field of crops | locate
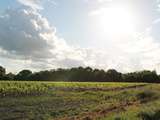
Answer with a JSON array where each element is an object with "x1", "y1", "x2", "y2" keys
[{"x1": 0, "y1": 81, "x2": 160, "y2": 120}]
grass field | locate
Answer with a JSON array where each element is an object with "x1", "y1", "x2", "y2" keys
[{"x1": 0, "y1": 81, "x2": 160, "y2": 120}]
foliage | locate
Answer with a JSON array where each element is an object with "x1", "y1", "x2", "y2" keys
[
  {"x1": 138, "y1": 110, "x2": 160, "y2": 120},
  {"x1": 0, "y1": 82, "x2": 159, "y2": 120},
  {"x1": 14, "y1": 69, "x2": 32, "y2": 80},
  {"x1": 0, "y1": 66, "x2": 5, "y2": 79},
  {"x1": 0, "y1": 66, "x2": 160, "y2": 83},
  {"x1": 0, "y1": 81, "x2": 142, "y2": 97}
]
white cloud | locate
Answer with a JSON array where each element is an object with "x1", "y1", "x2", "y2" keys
[
  {"x1": 0, "y1": 9, "x2": 56, "y2": 59},
  {"x1": 17, "y1": 0, "x2": 57, "y2": 10},
  {"x1": 1, "y1": 7, "x2": 160, "y2": 73},
  {"x1": 85, "y1": 0, "x2": 112, "y2": 3},
  {"x1": 97, "y1": 0, "x2": 112, "y2": 3},
  {"x1": 17, "y1": 0, "x2": 43, "y2": 10},
  {"x1": 86, "y1": 0, "x2": 160, "y2": 73},
  {"x1": 1, "y1": 0, "x2": 160, "y2": 74},
  {"x1": 0, "y1": 8, "x2": 90, "y2": 72}
]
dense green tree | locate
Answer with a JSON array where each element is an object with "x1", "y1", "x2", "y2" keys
[
  {"x1": 0, "y1": 66, "x2": 6, "y2": 80},
  {"x1": 123, "y1": 70, "x2": 159, "y2": 83},
  {"x1": 4, "y1": 72, "x2": 15, "y2": 80},
  {"x1": 15, "y1": 70, "x2": 32, "y2": 80},
  {"x1": 106, "y1": 69, "x2": 122, "y2": 82},
  {"x1": 0, "y1": 66, "x2": 160, "y2": 83}
]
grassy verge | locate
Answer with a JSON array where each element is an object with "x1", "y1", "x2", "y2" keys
[{"x1": 0, "y1": 81, "x2": 159, "y2": 120}]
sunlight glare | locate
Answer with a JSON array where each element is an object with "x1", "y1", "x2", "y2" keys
[{"x1": 93, "y1": 5, "x2": 136, "y2": 36}]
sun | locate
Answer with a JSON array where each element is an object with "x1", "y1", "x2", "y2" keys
[{"x1": 92, "y1": 5, "x2": 135, "y2": 37}]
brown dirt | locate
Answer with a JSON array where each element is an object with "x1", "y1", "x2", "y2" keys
[
  {"x1": 54, "y1": 85, "x2": 148, "y2": 120},
  {"x1": 54, "y1": 84, "x2": 147, "y2": 92},
  {"x1": 57, "y1": 100, "x2": 140, "y2": 120}
]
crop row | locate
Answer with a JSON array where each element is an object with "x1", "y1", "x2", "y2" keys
[{"x1": 0, "y1": 81, "x2": 146, "y2": 97}]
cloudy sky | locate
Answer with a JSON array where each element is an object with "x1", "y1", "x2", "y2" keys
[{"x1": 0, "y1": 0, "x2": 160, "y2": 73}]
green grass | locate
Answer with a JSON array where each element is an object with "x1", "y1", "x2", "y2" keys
[
  {"x1": 0, "y1": 81, "x2": 159, "y2": 120},
  {"x1": 0, "y1": 81, "x2": 145, "y2": 96}
]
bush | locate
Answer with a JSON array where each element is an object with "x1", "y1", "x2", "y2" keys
[
  {"x1": 136, "y1": 91, "x2": 157, "y2": 103},
  {"x1": 138, "y1": 110, "x2": 160, "y2": 120}
]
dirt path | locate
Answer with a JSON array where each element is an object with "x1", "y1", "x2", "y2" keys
[
  {"x1": 54, "y1": 84, "x2": 148, "y2": 92},
  {"x1": 55, "y1": 84, "x2": 148, "y2": 120},
  {"x1": 58, "y1": 100, "x2": 140, "y2": 120}
]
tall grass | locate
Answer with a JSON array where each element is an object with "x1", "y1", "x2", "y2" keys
[{"x1": 0, "y1": 81, "x2": 145, "y2": 97}]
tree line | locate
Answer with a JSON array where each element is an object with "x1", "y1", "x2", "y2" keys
[{"x1": 0, "y1": 66, "x2": 160, "y2": 83}]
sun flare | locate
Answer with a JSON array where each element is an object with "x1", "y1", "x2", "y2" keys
[{"x1": 92, "y1": 5, "x2": 136, "y2": 36}]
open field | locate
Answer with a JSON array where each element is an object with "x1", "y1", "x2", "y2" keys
[{"x1": 0, "y1": 81, "x2": 160, "y2": 120}]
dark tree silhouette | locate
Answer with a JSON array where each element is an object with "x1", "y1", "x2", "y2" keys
[
  {"x1": 15, "y1": 70, "x2": 32, "y2": 80},
  {"x1": 0, "y1": 66, "x2": 6, "y2": 80},
  {"x1": 4, "y1": 72, "x2": 15, "y2": 80},
  {"x1": 0, "y1": 66, "x2": 160, "y2": 83}
]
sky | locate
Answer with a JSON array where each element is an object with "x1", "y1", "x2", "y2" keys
[{"x1": 1, "y1": 0, "x2": 160, "y2": 73}]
